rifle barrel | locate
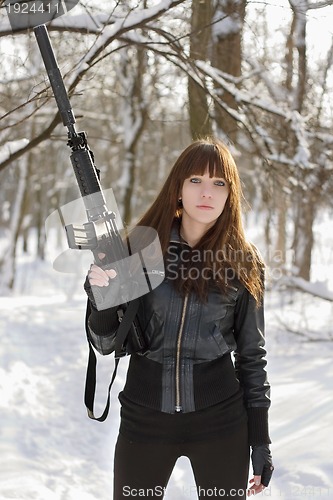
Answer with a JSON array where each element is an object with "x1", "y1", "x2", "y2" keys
[{"x1": 34, "y1": 24, "x2": 76, "y2": 129}]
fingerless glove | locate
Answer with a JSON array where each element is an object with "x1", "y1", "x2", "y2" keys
[{"x1": 251, "y1": 444, "x2": 274, "y2": 487}]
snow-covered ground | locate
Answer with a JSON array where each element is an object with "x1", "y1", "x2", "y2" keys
[{"x1": 1, "y1": 216, "x2": 333, "y2": 500}]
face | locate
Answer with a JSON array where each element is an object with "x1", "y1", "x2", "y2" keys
[{"x1": 180, "y1": 171, "x2": 230, "y2": 231}]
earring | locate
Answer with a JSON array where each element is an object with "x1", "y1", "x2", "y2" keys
[{"x1": 175, "y1": 198, "x2": 183, "y2": 218}]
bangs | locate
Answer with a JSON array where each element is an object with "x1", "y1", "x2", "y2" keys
[{"x1": 179, "y1": 143, "x2": 233, "y2": 184}]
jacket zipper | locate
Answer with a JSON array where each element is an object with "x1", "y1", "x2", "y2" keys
[{"x1": 175, "y1": 293, "x2": 189, "y2": 412}]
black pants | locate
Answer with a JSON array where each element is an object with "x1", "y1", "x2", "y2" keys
[{"x1": 113, "y1": 424, "x2": 249, "y2": 499}]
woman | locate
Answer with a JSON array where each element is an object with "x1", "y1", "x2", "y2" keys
[{"x1": 85, "y1": 137, "x2": 274, "y2": 499}]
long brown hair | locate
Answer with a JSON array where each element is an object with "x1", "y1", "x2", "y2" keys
[{"x1": 136, "y1": 137, "x2": 264, "y2": 305}]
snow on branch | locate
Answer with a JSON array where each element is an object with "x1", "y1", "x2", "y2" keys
[
  {"x1": 119, "y1": 29, "x2": 290, "y2": 148},
  {"x1": 283, "y1": 275, "x2": 333, "y2": 302},
  {"x1": 196, "y1": 60, "x2": 287, "y2": 119},
  {"x1": 0, "y1": 113, "x2": 60, "y2": 173},
  {"x1": 0, "y1": 139, "x2": 29, "y2": 163},
  {"x1": 0, "y1": 0, "x2": 186, "y2": 173},
  {"x1": 308, "y1": 1, "x2": 333, "y2": 9},
  {"x1": 66, "y1": 0, "x2": 186, "y2": 86},
  {"x1": 288, "y1": 111, "x2": 311, "y2": 168},
  {"x1": 0, "y1": 0, "x2": 186, "y2": 37},
  {"x1": 0, "y1": 14, "x2": 108, "y2": 37}
]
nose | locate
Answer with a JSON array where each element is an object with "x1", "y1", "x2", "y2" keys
[{"x1": 200, "y1": 185, "x2": 213, "y2": 198}]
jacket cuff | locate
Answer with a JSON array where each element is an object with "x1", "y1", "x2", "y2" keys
[
  {"x1": 89, "y1": 306, "x2": 119, "y2": 336},
  {"x1": 247, "y1": 407, "x2": 271, "y2": 446},
  {"x1": 87, "y1": 322, "x2": 116, "y2": 355}
]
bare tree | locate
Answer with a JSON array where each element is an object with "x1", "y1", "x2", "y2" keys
[
  {"x1": 116, "y1": 43, "x2": 148, "y2": 224},
  {"x1": 287, "y1": 0, "x2": 331, "y2": 280},
  {"x1": 0, "y1": 140, "x2": 28, "y2": 290},
  {"x1": 211, "y1": 0, "x2": 246, "y2": 143},
  {"x1": 188, "y1": 0, "x2": 213, "y2": 139},
  {"x1": 1, "y1": 0, "x2": 333, "y2": 291}
]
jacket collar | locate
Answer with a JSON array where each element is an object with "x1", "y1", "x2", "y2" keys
[{"x1": 169, "y1": 219, "x2": 190, "y2": 247}]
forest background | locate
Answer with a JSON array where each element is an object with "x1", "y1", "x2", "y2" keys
[
  {"x1": 1, "y1": 0, "x2": 333, "y2": 291},
  {"x1": 0, "y1": 1, "x2": 333, "y2": 499}
]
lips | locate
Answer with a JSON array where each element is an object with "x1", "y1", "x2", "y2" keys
[{"x1": 196, "y1": 205, "x2": 214, "y2": 209}]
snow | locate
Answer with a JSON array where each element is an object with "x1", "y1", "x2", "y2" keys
[
  {"x1": 289, "y1": 111, "x2": 311, "y2": 168},
  {"x1": 212, "y1": 3, "x2": 243, "y2": 40},
  {"x1": 0, "y1": 139, "x2": 29, "y2": 164},
  {"x1": 195, "y1": 60, "x2": 288, "y2": 119},
  {"x1": 1, "y1": 214, "x2": 333, "y2": 500},
  {"x1": 282, "y1": 275, "x2": 333, "y2": 302},
  {"x1": 49, "y1": 13, "x2": 116, "y2": 32},
  {"x1": 65, "y1": 0, "x2": 186, "y2": 84}
]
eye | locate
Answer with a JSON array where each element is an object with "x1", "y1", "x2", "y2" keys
[
  {"x1": 189, "y1": 177, "x2": 201, "y2": 183},
  {"x1": 214, "y1": 180, "x2": 226, "y2": 186}
]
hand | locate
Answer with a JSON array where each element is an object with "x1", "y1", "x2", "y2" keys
[
  {"x1": 248, "y1": 445, "x2": 274, "y2": 496},
  {"x1": 84, "y1": 255, "x2": 119, "y2": 310},
  {"x1": 88, "y1": 263, "x2": 117, "y2": 287}
]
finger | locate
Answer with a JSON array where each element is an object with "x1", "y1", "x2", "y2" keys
[
  {"x1": 247, "y1": 486, "x2": 257, "y2": 497},
  {"x1": 105, "y1": 269, "x2": 117, "y2": 279},
  {"x1": 247, "y1": 484, "x2": 265, "y2": 496},
  {"x1": 89, "y1": 267, "x2": 110, "y2": 283},
  {"x1": 90, "y1": 264, "x2": 108, "y2": 277},
  {"x1": 89, "y1": 267, "x2": 117, "y2": 286},
  {"x1": 89, "y1": 278, "x2": 109, "y2": 287},
  {"x1": 91, "y1": 265, "x2": 117, "y2": 280},
  {"x1": 254, "y1": 475, "x2": 261, "y2": 487},
  {"x1": 89, "y1": 270, "x2": 108, "y2": 281},
  {"x1": 89, "y1": 271, "x2": 110, "y2": 286},
  {"x1": 247, "y1": 476, "x2": 264, "y2": 497},
  {"x1": 88, "y1": 265, "x2": 116, "y2": 286}
]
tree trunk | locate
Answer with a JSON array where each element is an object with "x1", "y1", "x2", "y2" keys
[
  {"x1": 286, "y1": 0, "x2": 315, "y2": 281},
  {"x1": 292, "y1": 191, "x2": 315, "y2": 281},
  {"x1": 290, "y1": 0, "x2": 307, "y2": 112},
  {"x1": 0, "y1": 158, "x2": 28, "y2": 291},
  {"x1": 211, "y1": 0, "x2": 246, "y2": 143},
  {"x1": 188, "y1": 0, "x2": 213, "y2": 139},
  {"x1": 276, "y1": 191, "x2": 287, "y2": 268},
  {"x1": 117, "y1": 44, "x2": 147, "y2": 225}
]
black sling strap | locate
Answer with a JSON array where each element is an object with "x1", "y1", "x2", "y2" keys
[{"x1": 84, "y1": 298, "x2": 139, "y2": 422}]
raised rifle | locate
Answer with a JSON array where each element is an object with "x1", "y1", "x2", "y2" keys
[{"x1": 34, "y1": 24, "x2": 125, "y2": 268}]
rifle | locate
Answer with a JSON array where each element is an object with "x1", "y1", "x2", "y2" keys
[
  {"x1": 34, "y1": 24, "x2": 124, "y2": 269},
  {"x1": 34, "y1": 24, "x2": 163, "y2": 421}
]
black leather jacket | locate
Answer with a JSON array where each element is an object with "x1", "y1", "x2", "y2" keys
[{"x1": 88, "y1": 228, "x2": 271, "y2": 419}]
